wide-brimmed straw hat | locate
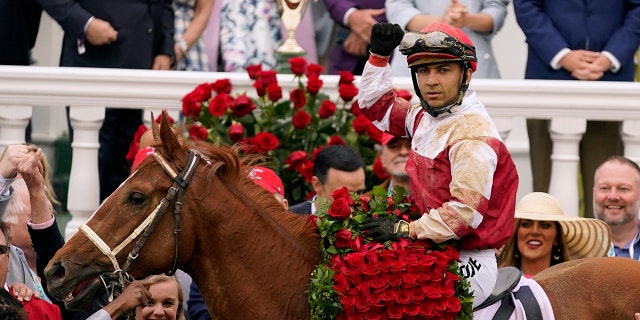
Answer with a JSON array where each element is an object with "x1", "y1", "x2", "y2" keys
[{"x1": 515, "y1": 192, "x2": 611, "y2": 260}]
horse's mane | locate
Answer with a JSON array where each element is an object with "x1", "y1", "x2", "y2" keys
[{"x1": 187, "y1": 140, "x2": 320, "y2": 257}]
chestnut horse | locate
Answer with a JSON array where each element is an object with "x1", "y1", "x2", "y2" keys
[{"x1": 44, "y1": 112, "x2": 640, "y2": 319}]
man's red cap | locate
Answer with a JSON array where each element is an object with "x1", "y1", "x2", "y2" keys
[
  {"x1": 131, "y1": 146, "x2": 156, "y2": 173},
  {"x1": 381, "y1": 133, "x2": 396, "y2": 146},
  {"x1": 248, "y1": 166, "x2": 285, "y2": 197}
]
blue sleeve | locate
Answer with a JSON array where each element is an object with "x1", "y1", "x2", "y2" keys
[{"x1": 187, "y1": 282, "x2": 212, "y2": 320}]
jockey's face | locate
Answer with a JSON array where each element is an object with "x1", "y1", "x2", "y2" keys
[
  {"x1": 593, "y1": 161, "x2": 640, "y2": 227},
  {"x1": 415, "y1": 62, "x2": 471, "y2": 109}
]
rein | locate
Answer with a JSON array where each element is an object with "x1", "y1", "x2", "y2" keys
[{"x1": 78, "y1": 150, "x2": 201, "y2": 303}]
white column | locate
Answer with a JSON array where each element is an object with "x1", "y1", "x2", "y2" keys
[
  {"x1": 65, "y1": 106, "x2": 104, "y2": 240},
  {"x1": 622, "y1": 120, "x2": 640, "y2": 165},
  {"x1": 548, "y1": 118, "x2": 586, "y2": 217},
  {"x1": 0, "y1": 105, "x2": 32, "y2": 152}
]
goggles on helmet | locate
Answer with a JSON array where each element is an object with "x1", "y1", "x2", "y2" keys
[{"x1": 399, "y1": 31, "x2": 477, "y2": 63}]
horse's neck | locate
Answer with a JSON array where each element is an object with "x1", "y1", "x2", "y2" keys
[{"x1": 186, "y1": 193, "x2": 319, "y2": 319}]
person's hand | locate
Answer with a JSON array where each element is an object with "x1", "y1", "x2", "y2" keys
[
  {"x1": 634, "y1": 312, "x2": 640, "y2": 320},
  {"x1": 9, "y1": 282, "x2": 40, "y2": 302},
  {"x1": 347, "y1": 8, "x2": 386, "y2": 44},
  {"x1": 102, "y1": 280, "x2": 152, "y2": 318},
  {"x1": 362, "y1": 217, "x2": 411, "y2": 242},
  {"x1": 152, "y1": 54, "x2": 173, "y2": 70},
  {"x1": 343, "y1": 33, "x2": 369, "y2": 57},
  {"x1": 17, "y1": 149, "x2": 44, "y2": 190},
  {"x1": 85, "y1": 18, "x2": 118, "y2": 46},
  {"x1": 0, "y1": 144, "x2": 31, "y2": 179},
  {"x1": 369, "y1": 23, "x2": 405, "y2": 57},
  {"x1": 571, "y1": 53, "x2": 610, "y2": 80},
  {"x1": 443, "y1": 0, "x2": 468, "y2": 28}
]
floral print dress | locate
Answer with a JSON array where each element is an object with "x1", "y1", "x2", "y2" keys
[{"x1": 220, "y1": 0, "x2": 282, "y2": 72}]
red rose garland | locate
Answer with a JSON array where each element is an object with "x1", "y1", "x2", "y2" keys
[{"x1": 309, "y1": 187, "x2": 474, "y2": 320}]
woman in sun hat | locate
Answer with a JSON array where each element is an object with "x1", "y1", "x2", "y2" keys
[{"x1": 498, "y1": 192, "x2": 611, "y2": 277}]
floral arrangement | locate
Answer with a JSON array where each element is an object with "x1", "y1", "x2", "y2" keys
[
  {"x1": 308, "y1": 186, "x2": 474, "y2": 320},
  {"x1": 176, "y1": 58, "x2": 396, "y2": 203}
]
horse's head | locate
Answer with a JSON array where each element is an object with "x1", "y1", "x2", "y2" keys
[{"x1": 45, "y1": 111, "x2": 204, "y2": 310}]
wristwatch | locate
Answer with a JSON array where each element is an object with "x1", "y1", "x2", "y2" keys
[{"x1": 176, "y1": 38, "x2": 188, "y2": 54}]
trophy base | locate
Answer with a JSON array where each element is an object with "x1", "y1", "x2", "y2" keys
[{"x1": 275, "y1": 50, "x2": 306, "y2": 74}]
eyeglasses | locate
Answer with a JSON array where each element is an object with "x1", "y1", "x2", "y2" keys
[
  {"x1": 0, "y1": 244, "x2": 9, "y2": 255},
  {"x1": 399, "y1": 31, "x2": 476, "y2": 62}
]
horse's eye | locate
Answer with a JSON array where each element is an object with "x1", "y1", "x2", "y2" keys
[{"x1": 128, "y1": 192, "x2": 145, "y2": 205}]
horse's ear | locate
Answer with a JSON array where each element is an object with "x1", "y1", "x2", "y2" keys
[
  {"x1": 150, "y1": 112, "x2": 160, "y2": 143},
  {"x1": 159, "y1": 110, "x2": 181, "y2": 157}
]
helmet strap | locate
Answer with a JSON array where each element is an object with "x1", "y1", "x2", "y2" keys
[{"x1": 411, "y1": 62, "x2": 469, "y2": 118}]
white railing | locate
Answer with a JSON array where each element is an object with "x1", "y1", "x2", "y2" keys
[{"x1": 2, "y1": 65, "x2": 640, "y2": 239}]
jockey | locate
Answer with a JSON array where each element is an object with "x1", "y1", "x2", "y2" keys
[{"x1": 359, "y1": 22, "x2": 519, "y2": 307}]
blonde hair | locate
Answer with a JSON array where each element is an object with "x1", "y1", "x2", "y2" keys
[{"x1": 145, "y1": 274, "x2": 185, "y2": 320}]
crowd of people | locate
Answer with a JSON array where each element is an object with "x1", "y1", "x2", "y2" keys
[{"x1": 2, "y1": 0, "x2": 640, "y2": 318}]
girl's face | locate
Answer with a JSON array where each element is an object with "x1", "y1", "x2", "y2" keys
[
  {"x1": 517, "y1": 219, "x2": 558, "y2": 264},
  {"x1": 140, "y1": 281, "x2": 181, "y2": 320}
]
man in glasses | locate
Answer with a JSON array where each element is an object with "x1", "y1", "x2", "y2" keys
[{"x1": 358, "y1": 22, "x2": 519, "y2": 308}]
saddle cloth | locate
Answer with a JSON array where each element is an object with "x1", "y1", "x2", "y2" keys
[{"x1": 473, "y1": 276, "x2": 555, "y2": 320}]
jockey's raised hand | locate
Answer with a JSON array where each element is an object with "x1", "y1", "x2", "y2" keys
[
  {"x1": 369, "y1": 23, "x2": 404, "y2": 57},
  {"x1": 362, "y1": 217, "x2": 411, "y2": 242}
]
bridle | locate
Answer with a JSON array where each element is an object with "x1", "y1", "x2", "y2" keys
[{"x1": 78, "y1": 150, "x2": 202, "y2": 303}]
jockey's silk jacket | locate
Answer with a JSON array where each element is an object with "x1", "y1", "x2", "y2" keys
[{"x1": 358, "y1": 55, "x2": 519, "y2": 250}]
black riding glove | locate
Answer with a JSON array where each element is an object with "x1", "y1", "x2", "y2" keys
[
  {"x1": 369, "y1": 23, "x2": 405, "y2": 57},
  {"x1": 362, "y1": 217, "x2": 411, "y2": 242}
]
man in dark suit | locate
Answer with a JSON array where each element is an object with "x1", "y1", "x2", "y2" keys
[
  {"x1": 514, "y1": 0, "x2": 640, "y2": 218},
  {"x1": 322, "y1": 0, "x2": 386, "y2": 75},
  {"x1": 0, "y1": 0, "x2": 42, "y2": 66},
  {"x1": 36, "y1": 0, "x2": 175, "y2": 201},
  {"x1": 289, "y1": 145, "x2": 367, "y2": 215}
]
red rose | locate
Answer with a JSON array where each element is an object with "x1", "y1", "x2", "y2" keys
[
  {"x1": 245, "y1": 64, "x2": 262, "y2": 79},
  {"x1": 339, "y1": 83, "x2": 359, "y2": 102},
  {"x1": 395, "y1": 290, "x2": 411, "y2": 305},
  {"x1": 125, "y1": 124, "x2": 147, "y2": 162},
  {"x1": 359, "y1": 196, "x2": 371, "y2": 212},
  {"x1": 327, "y1": 135, "x2": 345, "y2": 146},
  {"x1": 181, "y1": 94, "x2": 202, "y2": 118},
  {"x1": 189, "y1": 125, "x2": 208, "y2": 141},
  {"x1": 267, "y1": 83, "x2": 283, "y2": 102},
  {"x1": 306, "y1": 76, "x2": 323, "y2": 95},
  {"x1": 410, "y1": 288, "x2": 426, "y2": 304},
  {"x1": 331, "y1": 187, "x2": 354, "y2": 206},
  {"x1": 352, "y1": 114, "x2": 371, "y2": 135},
  {"x1": 361, "y1": 264, "x2": 379, "y2": 281},
  {"x1": 290, "y1": 88, "x2": 306, "y2": 109},
  {"x1": 401, "y1": 273, "x2": 419, "y2": 288},
  {"x1": 258, "y1": 70, "x2": 278, "y2": 87},
  {"x1": 228, "y1": 122, "x2": 245, "y2": 142},
  {"x1": 253, "y1": 79, "x2": 266, "y2": 97},
  {"x1": 285, "y1": 150, "x2": 309, "y2": 170},
  {"x1": 306, "y1": 63, "x2": 324, "y2": 78},
  {"x1": 192, "y1": 82, "x2": 213, "y2": 101},
  {"x1": 339, "y1": 71, "x2": 355, "y2": 85},
  {"x1": 212, "y1": 79, "x2": 232, "y2": 94},
  {"x1": 292, "y1": 110, "x2": 311, "y2": 129},
  {"x1": 445, "y1": 296, "x2": 461, "y2": 313},
  {"x1": 327, "y1": 197, "x2": 352, "y2": 220},
  {"x1": 155, "y1": 113, "x2": 173, "y2": 125},
  {"x1": 369, "y1": 278, "x2": 389, "y2": 294},
  {"x1": 318, "y1": 100, "x2": 336, "y2": 118},
  {"x1": 343, "y1": 251, "x2": 366, "y2": 270},
  {"x1": 387, "y1": 305, "x2": 403, "y2": 319},
  {"x1": 422, "y1": 286, "x2": 442, "y2": 299},
  {"x1": 334, "y1": 229, "x2": 354, "y2": 249},
  {"x1": 350, "y1": 100, "x2": 362, "y2": 116},
  {"x1": 403, "y1": 305, "x2": 420, "y2": 317},
  {"x1": 373, "y1": 156, "x2": 390, "y2": 180},
  {"x1": 298, "y1": 159, "x2": 314, "y2": 183},
  {"x1": 394, "y1": 88, "x2": 413, "y2": 101},
  {"x1": 252, "y1": 132, "x2": 279, "y2": 152},
  {"x1": 208, "y1": 93, "x2": 234, "y2": 116},
  {"x1": 289, "y1": 57, "x2": 307, "y2": 76},
  {"x1": 230, "y1": 94, "x2": 256, "y2": 117}
]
